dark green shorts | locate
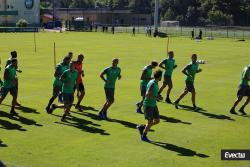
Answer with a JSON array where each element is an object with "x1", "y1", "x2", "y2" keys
[
  {"x1": 77, "y1": 82, "x2": 85, "y2": 92},
  {"x1": 62, "y1": 93, "x2": 74, "y2": 105},
  {"x1": 144, "y1": 106, "x2": 160, "y2": 121},
  {"x1": 105, "y1": 88, "x2": 115, "y2": 102},
  {"x1": 0, "y1": 87, "x2": 17, "y2": 98},
  {"x1": 163, "y1": 75, "x2": 172, "y2": 85},
  {"x1": 237, "y1": 85, "x2": 250, "y2": 97},
  {"x1": 53, "y1": 85, "x2": 61, "y2": 97},
  {"x1": 185, "y1": 81, "x2": 195, "y2": 92}
]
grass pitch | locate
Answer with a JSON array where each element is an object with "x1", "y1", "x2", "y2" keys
[{"x1": 0, "y1": 32, "x2": 250, "y2": 167}]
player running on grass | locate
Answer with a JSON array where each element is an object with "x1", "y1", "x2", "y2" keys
[
  {"x1": 174, "y1": 54, "x2": 202, "y2": 110},
  {"x1": 230, "y1": 65, "x2": 250, "y2": 115},
  {"x1": 0, "y1": 59, "x2": 18, "y2": 115},
  {"x1": 99, "y1": 58, "x2": 121, "y2": 119},
  {"x1": 5, "y1": 51, "x2": 22, "y2": 106},
  {"x1": 75, "y1": 54, "x2": 85, "y2": 111},
  {"x1": 158, "y1": 51, "x2": 177, "y2": 103},
  {"x1": 46, "y1": 56, "x2": 70, "y2": 113},
  {"x1": 136, "y1": 61, "x2": 158, "y2": 114},
  {"x1": 137, "y1": 70, "x2": 163, "y2": 142},
  {"x1": 60, "y1": 62, "x2": 78, "y2": 121}
]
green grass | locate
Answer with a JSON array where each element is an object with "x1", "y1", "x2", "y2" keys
[{"x1": 0, "y1": 32, "x2": 250, "y2": 167}]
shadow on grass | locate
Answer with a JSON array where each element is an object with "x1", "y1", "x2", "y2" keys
[
  {"x1": 159, "y1": 115, "x2": 192, "y2": 125},
  {"x1": 0, "y1": 118, "x2": 26, "y2": 131},
  {"x1": 0, "y1": 110, "x2": 42, "y2": 127},
  {"x1": 178, "y1": 104, "x2": 235, "y2": 121},
  {"x1": 0, "y1": 140, "x2": 8, "y2": 147},
  {"x1": 74, "y1": 111, "x2": 155, "y2": 132},
  {"x1": 1, "y1": 104, "x2": 39, "y2": 114},
  {"x1": 79, "y1": 105, "x2": 99, "y2": 112},
  {"x1": 53, "y1": 114, "x2": 109, "y2": 135},
  {"x1": 151, "y1": 141, "x2": 210, "y2": 158}
]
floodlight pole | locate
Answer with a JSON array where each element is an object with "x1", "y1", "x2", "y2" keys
[{"x1": 154, "y1": 0, "x2": 159, "y2": 35}]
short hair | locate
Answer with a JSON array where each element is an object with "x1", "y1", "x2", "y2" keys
[
  {"x1": 191, "y1": 54, "x2": 197, "y2": 58},
  {"x1": 11, "y1": 51, "x2": 17, "y2": 57},
  {"x1": 151, "y1": 61, "x2": 158, "y2": 67},
  {"x1": 63, "y1": 55, "x2": 71, "y2": 62},
  {"x1": 168, "y1": 51, "x2": 174, "y2": 56},
  {"x1": 112, "y1": 58, "x2": 119, "y2": 62},
  {"x1": 78, "y1": 54, "x2": 84, "y2": 59},
  {"x1": 154, "y1": 70, "x2": 162, "y2": 79}
]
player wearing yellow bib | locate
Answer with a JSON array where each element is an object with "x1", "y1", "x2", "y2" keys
[
  {"x1": 174, "y1": 54, "x2": 202, "y2": 110},
  {"x1": 230, "y1": 65, "x2": 250, "y2": 115}
]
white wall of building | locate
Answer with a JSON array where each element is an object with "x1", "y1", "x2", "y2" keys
[{"x1": 0, "y1": 0, "x2": 40, "y2": 25}]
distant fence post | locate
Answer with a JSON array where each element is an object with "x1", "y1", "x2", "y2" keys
[{"x1": 227, "y1": 27, "x2": 229, "y2": 38}]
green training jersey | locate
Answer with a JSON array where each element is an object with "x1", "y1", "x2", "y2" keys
[
  {"x1": 3, "y1": 64, "x2": 16, "y2": 88},
  {"x1": 61, "y1": 69, "x2": 78, "y2": 93},
  {"x1": 240, "y1": 66, "x2": 250, "y2": 86},
  {"x1": 163, "y1": 58, "x2": 175, "y2": 77},
  {"x1": 143, "y1": 79, "x2": 159, "y2": 107},
  {"x1": 103, "y1": 66, "x2": 121, "y2": 88},
  {"x1": 140, "y1": 66, "x2": 152, "y2": 86},
  {"x1": 185, "y1": 62, "x2": 199, "y2": 82},
  {"x1": 53, "y1": 63, "x2": 70, "y2": 86}
]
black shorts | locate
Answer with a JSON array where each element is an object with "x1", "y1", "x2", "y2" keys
[
  {"x1": 0, "y1": 87, "x2": 17, "y2": 98},
  {"x1": 237, "y1": 85, "x2": 250, "y2": 97},
  {"x1": 77, "y1": 82, "x2": 85, "y2": 92},
  {"x1": 53, "y1": 85, "x2": 61, "y2": 97},
  {"x1": 185, "y1": 81, "x2": 195, "y2": 92},
  {"x1": 163, "y1": 75, "x2": 172, "y2": 85},
  {"x1": 62, "y1": 93, "x2": 74, "y2": 105},
  {"x1": 105, "y1": 88, "x2": 115, "y2": 102},
  {"x1": 140, "y1": 85, "x2": 146, "y2": 97},
  {"x1": 144, "y1": 106, "x2": 160, "y2": 121}
]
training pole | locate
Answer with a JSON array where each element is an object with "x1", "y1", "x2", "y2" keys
[
  {"x1": 53, "y1": 42, "x2": 56, "y2": 68},
  {"x1": 34, "y1": 31, "x2": 37, "y2": 53}
]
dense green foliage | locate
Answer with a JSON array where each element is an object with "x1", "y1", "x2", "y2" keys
[{"x1": 40, "y1": 0, "x2": 250, "y2": 26}]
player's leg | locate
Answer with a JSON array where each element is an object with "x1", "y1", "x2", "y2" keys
[
  {"x1": 239, "y1": 97, "x2": 250, "y2": 115},
  {"x1": 191, "y1": 89, "x2": 196, "y2": 109},
  {"x1": 10, "y1": 88, "x2": 17, "y2": 115},
  {"x1": 61, "y1": 93, "x2": 73, "y2": 121},
  {"x1": 15, "y1": 79, "x2": 21, "y2": 106},
  {"x1": 140, "y1": 106, "x2": 154, "y2": 142},
  {"x1": 136, "y1": 85, "x2": 146, "y2": 114},
  {"x1": 158, "y1": 82, "x2": 167, "y2": 97},
  {"x1": 75, "y1": 83, "x2": 85, "y2": 111},
  {"x1": 165, "y1": 77, "x2": 173, "y2": 103},
  {"x1": 239, "y1": 87, "x2": 250, "y2": 115},
  {"x1": 174, "y1": 89, "x2": 188, "y2": 109},
  {"x1": 99, "y1": 88, "x2": 114, "y2": 119},
  {"x1": 0, "y1": 88, "x2": 9, "y2": 105},
  {"x1": 46, "y1": 85, "x2": 60, "y2": 113},
  {"x1": 230, "y1": 85, "x2": 245, "y2": 114}
]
